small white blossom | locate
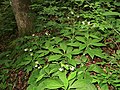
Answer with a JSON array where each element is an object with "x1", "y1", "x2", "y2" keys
[
  {"x1": 35, "y1": 64, "x2": 38, "y2": 68},
  {"x1": 77, "y1": 15, "x2": 79, "y2": 18},
  {"x1": 52, "y1": 37, "x2": 55, "y2": 39},
  {"x1": 6, "y1": 55, "x2": 9, "y2": 57},
  {"x1": 87, "y1": 21, "x2": 90, "y2": 25},
  {"x1": 29, "y1": 49, "x2": 32, "y2": 51},
  {"x1": 45, "y1": 32, "x2": 49, "y2": 35},
  {"x1": 67, "y1": 17, "x2": 70, "y2": 19},
  {"x1": 70, "y1": 66, "x2": 75, "y2": 71},
  {"x1": 35, "y1": 61, "x2": 39, "y2": 64},
  {"x1": 82, "y1": 21, "x2": 85, "y2": 25},
  {"x1": 38, "y1": 66, "x2": 41, "y2": 69},
  {"x1": 71, "y1": 11, "x2": 74, "y2": 15},
  {"x1": 30, "y1": 53, "x2": 33, "y2": 56},
  {"x1": 59, "y1": 67, "x2": 64, "y2": 71},
  {"x1": 32, "y1": 34, "x2": 35, "y2": 36},
  {"x1": 24, "y1": 48, "x2": 28, "y2": 51}
]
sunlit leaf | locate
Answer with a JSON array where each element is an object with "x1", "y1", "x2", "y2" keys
[
  {"x1": 70, "y1": 79, "x2": 97, "y2": 90},
  {"x1": 60, "y1": 42, "x2": 67, "y2": 52},
  {"x1": 68, "y1": 71, "x2": 77, "y2": 81},
  {"x1": 58, "y1": 71, "x2": 68, "y2": 89},
  {"x1": 75, "y1": 36, "x2": 86, "y2": 43},
  {"x1": 48, "y1": 55, "x2": 62, "y2": 61},
  {"x1": 67, "y1": 42, "x2": 81, "y2": 47}
]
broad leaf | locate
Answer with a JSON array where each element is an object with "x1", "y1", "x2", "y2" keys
[
  {"x1": 101, "y1": 84, "x2": 109, "y2": 90},
  {"x1": 71, "y1": 49, "x2": 82, "y2": 55},
  {"x1": 86, "y1": 48, "x2": 95, "y2": 59},
  {"x1": 70, "y1": 79, "x2": 97, "y2": 90},
  {"x1": 79, "y1": 44, "x2": 86, "y2": 50},
  {"x1": 37, "y1": 78, "x2": 63, "y2": 89},
  {"x1": 87, "y1": 64, "x2": 104, "y2": 73},
  {"x1": 90, "y1": 43, "x2": 105, "y2": 46},
  {"x1": 48, "y1": 55, "x2": 62, "y2": 61},
  {"x1": 67, "y1": 42, "x2": 81, "y2": 47},
  {"x1": 60, "y1": 42, "x2": 67, "y2": 52},
  {"x1": 103, "y1": 11, "x2": 120, "y2": 16},
  {"x1": 68, "y1": 71, "x2": 77, "y2": 81},
  {"x1": 75, "y1": 36, "x2": 86, "y2": 43},
  {"x1": 58, "y1": 71, "x2": 68, "y2": 89},
  {"x1": 38, "y1": 51, "x2": 49, "y2": 57},
  {"x1": 49, "y1": 47, "x2": 62, "y2": 54}
]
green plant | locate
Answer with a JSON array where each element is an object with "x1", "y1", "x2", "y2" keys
[
  {"x1": 0, "y1": 0, "x2": 120, "y2": 90},
  {"x1": 0, "y1": 0, "x2": 16, "y2": 37}
]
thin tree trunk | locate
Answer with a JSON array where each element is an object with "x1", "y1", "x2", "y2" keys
[{"x1": 11, "y1": 0, "x2": 33, "y2": 36}]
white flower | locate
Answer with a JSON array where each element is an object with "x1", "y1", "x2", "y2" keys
[
  {"x1": 35, "y1": 64, "x2": 38, "y2": 68},
  {"x1": 32, "y1": 34, "x2": 35, "y2": 36},
  {"x1": 29, "y1": 49, "x2": 32, "y2": 51},
  {"x1": 87, "y1": 21, "x2": 90, "y2": 25},
  {"x1": 24, "y1": 48, "x2": 28, "y2": 51},
  {"x1": 6, "y1": 55, "x2": 9, "y2": 57},
  {"x1": 82, "y1": 21, "x2": 85, "y2": 25},
  {"x1": 71, "y1": 11, "x2": 74, "y2": 15},
  {"x1": 38, "y1": 66, "x2": 41, "y2": 69},
  {"x1": 77, "y1": 15, "x2": 79, "y2": 18},
  {"x1": 59, "y1": 67, "x2": 64, "y2": 71},
  {"x1": 70, "y1": 66, "x2": 75, "y2": 71},
  {"x1": 30, "y1": 53, "x2": 33, "y2": 56},
  {"x1": 45, "y1": 32, "x2": 50, "y2": 35},
  {"x1": 35, "y1": 61, "x2": 39, "y2": 64},
  {"x1": 52, "y1": 37, "x2": 55, "y2": 39},
  {"x1": 67, "y1": 17, "x2": 70, "y2": 19}
]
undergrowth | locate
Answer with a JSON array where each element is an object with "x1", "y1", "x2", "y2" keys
[{"x1": 0, "y1": 0, "x2": 120, "y2": 90}]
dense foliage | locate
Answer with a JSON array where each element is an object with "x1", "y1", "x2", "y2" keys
[{"x1": 0, "y1": 0, "x2": 120, "y2": 90}]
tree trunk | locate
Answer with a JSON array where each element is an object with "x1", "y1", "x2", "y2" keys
[{"x1": 11, "y1": 0, "x2": 33, "y2": 37}]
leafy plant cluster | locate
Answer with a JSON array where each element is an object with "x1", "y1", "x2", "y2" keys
[
  {"x1": 0, "y1": 0, "x2": 16, "y2": 37},
  {"x1": 0, "y1": 0, "x2": 120, "y2": 90}
]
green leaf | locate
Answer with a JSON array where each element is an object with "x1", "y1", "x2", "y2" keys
[
  {"x1": 90, "y1": 39, "x2": 102, "y2": 43},
  {"x1": 89, "y1": 34, "x2": 100, "y2": 39},
  {"x1": 114, "y1": 2, "x2": 120, "y2": 6},
  {"x1": 103, "y1": 11, "x2": 120, "y2": 16},
  {"x1": 38, "y1": 51, "x2": 49, "y2": 57},
  {"x1": 36, "y1": 73, "x2": 45, "y2": 82},
  {"x1": 54, "y1": 37, "x2": 63, "y2": 43},
  {"x1": 79, "y1": 44, "x2": 86, "y2": 50},
  {"x1": 94, "y1": 49, "x2": 106, "y2": 59},
  {"x1": 86, "y1": 48, "x2": 105, "y2": 59},
  {"x1": 67, "y1": 42, "x2": 81, "y2": 47},
  {"x1": 75, "y1": 36, "x2": 86, "y2": 43},
  {"x1": 49, "y1": 47, "x2": 62, "y2": 54},
  {"x1": 27, "y1": 84, "x2": 37, "y2": 90},
  {"x1": 68, "y1": 59, "x2": 77, "y2": 66},
  {"x1": 71, "y1": 49, "x2": 82, "y2": 55},
  {"x1": 86, "y1": 48, "x2": 95, "y2": 59},
  {"x1": 68, "y1": 71, "x2": 77, "y2": 81},
  {"x1": 60, "y1": 42, "x2": 67, "y2": 52},
  {"x1": 101, "y1": 84, "x2": 109, "y2": 90},
  {"x1": 90, "y1": 43, "x2": 105, "y2": 46},
  {"x1": 48, "y1": 55, "x2": 62, "y2": 61},
  {"x1": 87, "y1": 64, "x2": 104, "y2": 73},
  {"x1": 64, "y1": 53, "x2": 72, "y2": 59},
  {"x1": 66, "y1": 47, "x2": 73, "y2": 54},
  {"x1": 18, "y1": 60, "x2": 31, "y2": 66},
  {"x1": 70, "y1": 79, "x2": 97, "y2": 90},
  {"x1": 28, "y1": 69, "x2": 39, "y2": 84},
  {"x1": 37, "y1": 78, "x2": 63, "y2": 89},
  {"x1": 58, "y1": 71, "x2": 68, "y2": 89}
]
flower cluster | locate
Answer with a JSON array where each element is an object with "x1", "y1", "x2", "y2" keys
[
  {"x1": 59, "y1": 64, "x2": 75, "y2": 72},
  {"x1": 35, "y1": 61, "x2": 41, "y2": 69}
]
